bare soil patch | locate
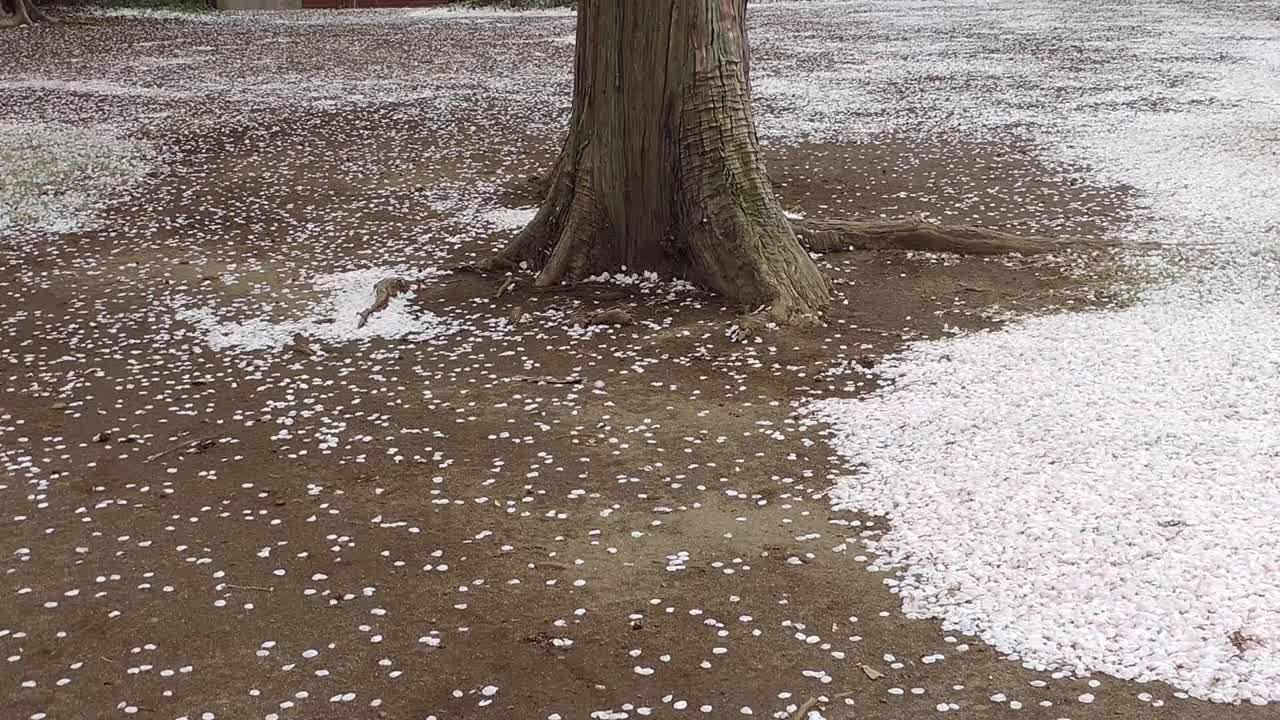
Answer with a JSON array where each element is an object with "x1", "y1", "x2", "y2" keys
[{"x1": 0, "y1": 38, "x2": 1244, "y2": 720}]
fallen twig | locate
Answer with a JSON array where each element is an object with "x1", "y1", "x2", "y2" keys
[
  {"x1": 792, "y1": 696, "x2": 819, "y2": 720},
  {"x1": 859, "y1": 663, "x2": 884, "y2": 680},
  {"x1": 143, "y1": 435, "x2": 221, "y2": 464},
  {"x1": 496, "y1": 277, "x2": 517, "y2": 298},
  {"x1": 587, "y1": 307, "x2": 634, "y2": 325},
  {"x1": 569, "y1": 305, "x2": 635, "y2": 327},
  {"x1": 509, "y1": 375, "x2": 583, "y2": 385},
  {"x1": 225, "y1": 584, "x2": 274, "y2": 593},
  {"x1": 285, "y1": 334, "x2": 315, "y2": 356},
  {"x1": 357, "y1": 277, "x2": 412, "y2": 329},
  {"x1": 792, "y1": 690, "x2": 854, "y2": 720}
]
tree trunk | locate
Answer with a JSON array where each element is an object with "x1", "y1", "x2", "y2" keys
[
  {"x1": 490, "y1": 0, "x2": 830, "y2": 323},
  {"x1": 1, "y1": 0, "x2": 45, "y2": 26}
]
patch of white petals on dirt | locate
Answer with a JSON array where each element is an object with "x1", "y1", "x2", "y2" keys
[
  {"x1": 0, "y1": 78, "x2": 193, "y2": 99},
  {"x1": 812, "y1": 260, "x2": 1280, "y2": 703},
  {"x1": 88, "y1": 7, "x2": 227, "y2": 22},
  {"x1": 180, "y1": 267, "x2": 458, "y2": 352},
  {"x1": 478, "y1": 205, "x2": 538, "y2": 231},
  {"x1": 402, "y1": 6, "x2": 575, "y2": 19},
  {"x1": 582, "y1": 271, "x2": 698, "y2": 296},
  {"x1": 237, "y1": 6, "x2": 575, "y2": 27},
  {"x1": 810, "y1": 0, "x2": 1280, "y2": 705},
  {"x1": 0, "y1": 122, "x2": 153, "y2": 233}
]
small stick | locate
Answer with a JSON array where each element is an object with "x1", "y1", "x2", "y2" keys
[
  {"x1": 285, "y1": 335, "x2": 316, "y2": 356},
  {"x1": 357, "y1": 277, "x2": 412, "y2": 329},
  {"x1": 143, "y1": 435, "x2": 221, "y2": 464},
  {"x1": 792, "y1": 697, "x2": 818, "y2": 720},
  {"x1": 225, "y1": 584, "x2": 274, "y2": 592},
  {"x1": 859, "y1": 663, "x2": 884, "y2": 680},
  {"x1": 509, "y1": 375, "x2": 582, "y2": 385},
  {"x1": 793, "y1": 690, "x2": 854, "y2": 720}
]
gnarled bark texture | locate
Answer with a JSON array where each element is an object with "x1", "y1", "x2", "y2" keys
[
  {"x1": 489, "y1": 0, "x2": 830, "y2": 323},
  {"x1": 1, "y1": 0, "x2": 46, "y2": 27}
]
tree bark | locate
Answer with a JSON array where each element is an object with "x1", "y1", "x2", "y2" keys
[
  {"x1": 489, "y1": 0, "x2": 830, "y2": 323},
  {"x1": 1, "y1": 0, "x2": 45, "y2": 26}
]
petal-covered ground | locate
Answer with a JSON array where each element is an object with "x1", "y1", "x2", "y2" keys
[
  {"x1": 1, "y1": 3, "x2": 1276, "y2": 720},
  {"x1": 809, "y1": 0, "x2": 1280, "y2": 705}
]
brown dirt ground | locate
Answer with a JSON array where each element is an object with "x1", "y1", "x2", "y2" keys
[{"x1": 1, "y1": 111, "x2": 1262, "y2": 720}]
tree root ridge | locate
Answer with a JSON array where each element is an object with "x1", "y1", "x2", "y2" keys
[
  {"x1": 533, "y1": 185, "x2": 602, "y2": 287},
  {"x1": 1, "y1": 0, "x2": 49, "y2": 26},
  {"x1": 790, "y1": 218, "x2": 1120, "y2": 256},
  {"x1": 730, "y1": 299, "x2": 823, "y2": 341},
  {"x1": 484, "y1": 142, "x2": 603, "y2": 284}
]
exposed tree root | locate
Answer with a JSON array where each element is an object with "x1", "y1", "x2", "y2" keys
[
  {"x1": 143, "y1": 434, "x2": 222, "y2": 464},
  {"x1": 1, "y1": 0, "x2": 48, "y2": 26},
  {"x1": 509, "y1": 375, "x2": 582, "y2": 385},
  {"x1": 569, "y1": 306, "x2": 634, "y2": 327},
  {"x1": 494, "y1": 277, "x2": 516, "y2": 298},
  {"x1": 485, "y1": 143, "x2": 592, "y2": 277},
  {"x1": 534, "y1": 188, "x2": 601, "y2": 287},
  {"x1": 790, "y1": 218, "x2": 1119, "y2": 256},
  {"x1": 462, "y1": 0, "x2": 1123, "y2": 326},
  {"x1": 467, "y1": 211, "x2": 1124, "y2": 332},
  {"x1": 730, "y1": 304, "x2": 822, "y2": 341}
]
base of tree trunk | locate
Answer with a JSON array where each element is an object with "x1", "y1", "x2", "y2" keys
[
  {"x1": 482, "y1": 138, "x2": 834, "y2": 325},
  {"x1": 471, "y1": 0, "x2": 836, "y2": 326},
  {"x1": 495, "y1": 146, "x2": 603, "y2": 288},
  {"x1": 469, "y1": 0, "x2": 1130, "y2": 327},
  {"x1": 484, "y1": 156, "x2": 833, "y2": 325},
  {"x1": 1, "y1": 0, "x2": 47, "y2": 26}
]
